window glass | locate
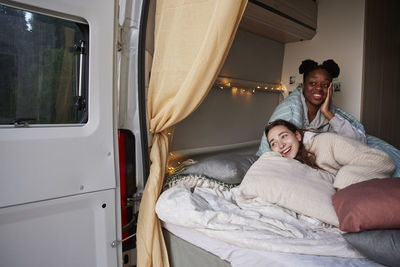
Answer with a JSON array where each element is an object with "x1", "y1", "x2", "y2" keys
[{"x1": 0, "y1": 4, "x2": 88, "y2": 126}]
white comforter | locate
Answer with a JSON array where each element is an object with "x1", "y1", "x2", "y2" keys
[{"x1": 156, "y1": 184, "x2": 362, "y2": 258}]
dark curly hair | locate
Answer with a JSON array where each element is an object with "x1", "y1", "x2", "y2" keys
[
  {"x1": 299, "y1": 59, "x2": 340, "y2": 82},
  {"x1": 265, "y1": 119, "x2": 319, "y2": 169}
]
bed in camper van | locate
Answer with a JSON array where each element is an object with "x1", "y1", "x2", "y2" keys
[
  {"x1": 138, "y1": 1, "x2": 400, "y2": 267},
  {"x1": 155, "y1": 85, "x2": 399, "y2": 267},
  {"x1": 156, "y1": 153, "x2": 399, "y2": 267}
]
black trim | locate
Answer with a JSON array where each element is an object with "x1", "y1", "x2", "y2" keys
[
  {"x1": 137, "y1": 0, "x2": 150, "y2": 185},
  {"x1": 249, "y1": 0, "x2": 316, "y2": 31}
]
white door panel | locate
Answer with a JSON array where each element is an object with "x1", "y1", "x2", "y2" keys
[
  {"x1": 0, "y1": 0, "x2": 116, "y2": 207},
  {"x1": 0, "y1": 0, "x2": 122, "y2": 266},
  {"x1": 0, "y1": 189, "x2": 117, "y2": 267},
  {"x1": 0, "y1": 127, "x2": 116, "y2": 207}
]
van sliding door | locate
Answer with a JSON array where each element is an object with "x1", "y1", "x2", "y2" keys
[{"x1": 0, "y1": 0, "x2": 120, "y2": 266}]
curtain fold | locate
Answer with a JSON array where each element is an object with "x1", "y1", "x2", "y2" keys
[{"x1": 137, "y1": 0, "x2": 248, "y2": 266}]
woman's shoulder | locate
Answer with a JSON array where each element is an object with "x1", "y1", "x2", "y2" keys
[
  {"x1": 314, "y1": 132, "x2": 337, "y2": 139},
  {"x1": 312, "y1": 132, "x2": 356, "y2": 144},
  {"x1": 306, "y1": 132, "x2": 347, "y2": 150},
  {"x1": 309, "y1": 132, "x2": 370, "y2": 152}
]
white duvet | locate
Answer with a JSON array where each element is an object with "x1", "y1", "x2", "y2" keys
[{"x1": 156, "y1": 184, "x2": 362, "y2": 258}]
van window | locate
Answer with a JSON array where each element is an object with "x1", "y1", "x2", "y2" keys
[{"x1": 0, "y1": 4, "x2": 89, "y2": 126}]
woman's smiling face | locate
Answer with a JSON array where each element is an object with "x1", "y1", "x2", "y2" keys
[
  {"x1": 267, "y1": 125, "x2": 302, "y2": 158},
  {"x1": 302, "y1": 69, "x2": 331, "y2": 107}
]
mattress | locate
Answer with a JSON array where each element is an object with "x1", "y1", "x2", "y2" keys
[{"x1": 163, "y1": 222, "x2": 383, "y2": 267}]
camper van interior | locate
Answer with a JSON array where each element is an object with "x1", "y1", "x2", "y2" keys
[
  {"x1": 141, "y1": 0, "x2": 400, "y2": 267},
  {"x1": 0, "y1": 0, "x2": 399, "y2": 267}
]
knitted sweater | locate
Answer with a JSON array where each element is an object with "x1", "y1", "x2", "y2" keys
[{"x1": 305, "y1": 133, "x2": 396, "y2": 189}]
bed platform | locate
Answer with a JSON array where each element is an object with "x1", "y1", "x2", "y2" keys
[
  {"x1": 162, "y1": 227, "x2": 230, "y2": 267},
  {"x1": 162, "y1": 222, "x2": 382, "y2": 267}
]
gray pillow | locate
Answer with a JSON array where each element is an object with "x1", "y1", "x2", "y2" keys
[
  {"x1": 343, "y1": 230, "x2": 400, "y2": 267},
  {"x1": 180, "y1": 154, "x2": 259, "y2": 184}
]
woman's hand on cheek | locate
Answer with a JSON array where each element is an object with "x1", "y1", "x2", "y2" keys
[{"x1": 321, "y1": 82, "x2": 334, "y2": 120}]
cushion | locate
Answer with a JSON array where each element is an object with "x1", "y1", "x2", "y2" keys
[
  {"x1": 179, "y1": 154, "x2": 259, "y2": 184},
  {"x1": 333, "y1": 178, "x2": 400, "y2": 232},
  {"x1": 239, "y1": 152, "x2": 338, "y2": 226},
  {"x1": 343, "y1": 230, "x2": 400, "y2": 267}
]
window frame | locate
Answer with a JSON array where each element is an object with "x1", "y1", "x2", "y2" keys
[{"x1": 0, "y1": 1, "x2": 90, "y2": 128}]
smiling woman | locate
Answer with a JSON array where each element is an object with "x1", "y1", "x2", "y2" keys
[
  {"x1": 266, "y1": 123, "x2": 302, "y2": 159},
  {"x1": 265, "y1": 119, "x2": 319, "y2": 169},
  {"x1": 256, "y1": 58, "x2": 368, "y2": 157},
  {"x1": 300, "y1": 59, "x2": 339, "y2": 123},
  {"x1": 264, "y1": 119, "x2": 395, "y2": 189}
]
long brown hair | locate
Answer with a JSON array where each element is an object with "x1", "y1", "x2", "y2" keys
[{"x1": 265, "y1": 119, "x2": 319, "y2": 169}]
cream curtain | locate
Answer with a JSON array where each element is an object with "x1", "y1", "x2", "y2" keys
[{"x1": 136, "y1": 0, "x2": 248, "y2": 266}]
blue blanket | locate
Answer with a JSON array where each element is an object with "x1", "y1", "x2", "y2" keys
[{"x1": 256, "y1": 88, "x2": 400, "y2": 177}]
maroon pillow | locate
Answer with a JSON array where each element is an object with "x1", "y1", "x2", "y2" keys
[{"x1": 332, "y1": 178, "x2": 400, "y2": 232}]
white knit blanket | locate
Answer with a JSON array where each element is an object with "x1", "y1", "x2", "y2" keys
[{"x1": 156, "y1": 184, "x2": 362, "y2": 258}]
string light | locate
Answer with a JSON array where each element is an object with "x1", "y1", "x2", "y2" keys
[{"x1": 213, "y1": 76, "x2": 285, "y2": 96}]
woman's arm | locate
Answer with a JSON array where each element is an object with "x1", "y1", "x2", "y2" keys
[
  {"x1": 307, "y1": 133, "x2": 395, "y2": 189},
  {"x1": 329, "y1": 114, "x2": 367, "y2": 143},
  {"x1": 321, "y1": 83, "x2": 367, "y2": 143},
  {"x1": 320, "y1": 82, "x2": 334, "y2": 120}
]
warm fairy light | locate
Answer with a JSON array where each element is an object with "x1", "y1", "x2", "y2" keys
[
  {"x1": 167, "y1": 166, "x2": 176, "y2": 175},
  {"x1": 214, "y1": 77, "x2": 284, "y2": 96}
]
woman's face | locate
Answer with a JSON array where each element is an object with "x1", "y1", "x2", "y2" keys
[
  {"x1": 302, "y1": 69, "x2": 331, "y2": 107},
  {"x1": 267, "y1": 125, "x2": 302, "y2": 158}
]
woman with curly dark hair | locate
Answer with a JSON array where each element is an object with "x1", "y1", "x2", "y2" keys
[
  {"x1": 300, "y1": 59, "x2": 341, "y2": 124},
  {"x1": 257, "y1": 59, "x2": 367, "y2": 156},
  {"x1": 297, "y1": 59, "x2": 365, "y2": 143}
]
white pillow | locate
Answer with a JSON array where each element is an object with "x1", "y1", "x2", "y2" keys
[{"x1": 239, "y1": 152, "x2": 339, "y2": 226}]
